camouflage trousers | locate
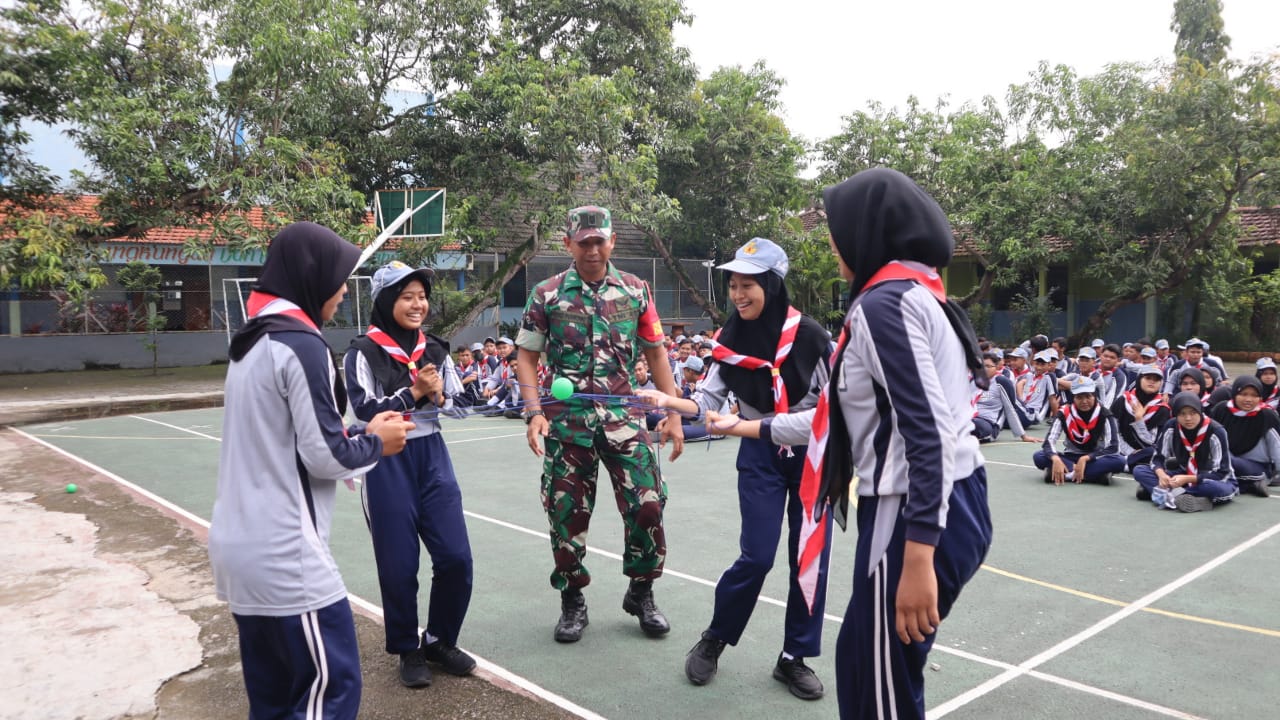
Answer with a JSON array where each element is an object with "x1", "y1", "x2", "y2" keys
[{"x1": 540, "y1": 420, "x2": 668, "y2": 591}]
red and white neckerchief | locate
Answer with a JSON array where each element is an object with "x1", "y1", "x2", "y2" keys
[
  {"x1": 794, "y1": 323, "x2": 847, "y2": 614},
  {"x1": 1062, "y1": 404, "x2": 1101, "y2": 446},
  {"x1": 972, "y1": 385, "x2": 984, "y2": 418},
  {"x1": 366, "y1": 324, "x2": 426, "y2": 381},
  {"x1": 246, "y1": 291, "x2": 318, "y2": 331},
  {"x1": 1123, "y1": 389, "x2": 1167, "y2": 422},
  {"x1": 1226, "y1": 400, "x2": 1260, "y2": 417},
  {"x1": 1180, "y1": 417, "x2": 1211, "y2": 476},
  {"x1": 1265, "y1": 387, "x2": 1280, "y2": 410},
  {"x1": 709, "y1": 306, "x2": 803, "y2": 414},
  {"x1": 1012, "y1": 366, "x2": 1031, "y2": 382},
  {"x1": 1022, "y1": 372, "x2": 1045, "y2": 404},
  {"x1": 794, "y1": 260, "x2": 947, "y2": 614}
]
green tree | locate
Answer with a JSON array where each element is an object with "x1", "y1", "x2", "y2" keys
[
  {"x1": 116, "y1": 260, "x2": 164, "y2": 373},
  {"x1": 816, "y1": 95, "x2": 1065, "y2": 308},
  {"x1": 1171, "y1": 0, "x2": 1230, "y2": 69}
]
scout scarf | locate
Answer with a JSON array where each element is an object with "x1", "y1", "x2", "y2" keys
[
  {"x1": 1123, "y1": 389, "x2": 1167, "y2": 422},
  {"x1": 793, "y1": 324, "x2": 848, "y2": 613},
  {"x1": 710, "y1": 307, "x2": 802, "y2": 413},
  {"x1": 1179, "y1": 418, "x2": 1211, "y2": 476},
  {"x1": 366, "y1": 324, "x2": 426, "y2": 381},
  {"x1": 1063, "y1": 403, "x2": 1102, "y2": 446}
]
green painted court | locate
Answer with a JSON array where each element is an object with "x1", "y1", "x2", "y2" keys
[{"x1": 19, "y1": 409, "x2": 1280, "y2": 719}]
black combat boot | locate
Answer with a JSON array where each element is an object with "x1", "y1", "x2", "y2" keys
[
  {"x1": 622, "y1": 579, "x2": 670, "y2": 637},
  {"x1": 554, "y1": 589, "x2": 589, "y2": 643}
]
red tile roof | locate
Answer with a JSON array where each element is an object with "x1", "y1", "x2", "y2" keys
[
  {"x1": 0, "y1": 194, "x2": 429, "y2": 247},
  {"x1": 1238, "y1": 206, "x2": 1280, "y2": 247}
]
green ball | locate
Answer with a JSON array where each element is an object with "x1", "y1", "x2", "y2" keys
[
  {"x1": 550, "y1": 377, "x2": 574, "y2": 401},
  {"x1": 65, "y1": 483, "x2": 78, "y2": 494}
]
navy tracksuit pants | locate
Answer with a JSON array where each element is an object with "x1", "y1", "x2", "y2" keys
[
  {"x1": 234, "y1": 598, "x2": 361, "y2": 720},
  {"x1": 706, "y1": 436, "x2": 833, "y2": 658},
  {"x1": 1032, "y1": 450, "x2": 1126, "y2": 483},
  {"x1": 362, "y1": 431, "x2": 473, "y2": 654},
  {"x1": 836, "y1": 468, "x2": 992, "y2": 720}
]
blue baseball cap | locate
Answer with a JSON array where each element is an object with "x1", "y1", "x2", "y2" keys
[
  {"x1": 1076, "y1": 347, "x2": 1097, "y2": 360},
  {"x1": 1090, "y1": 338, "x2": 1105, "y2": 348},
  {"x1": 371, "y1": 261, "x2": 434, "y2": 303},
  {"x1": 683, "y1": 355, "x2": 705, "y2": 373},
  {"x1": 717, "y1": 237, "x2": 789, "y2": 278},
  {"x1": 1140, "y1": 346, "x2": 1157, "y2": 358},
  {"x1": 1257, "y1": 357, "x2": 1277, "y2": 371},
  {"x1": 1137, "y1": 364, "x2": 1163, "y2": 378},
  {"x1": 1009, "y1": 347, "x2": 1029, "y2": 359},
  {"x1": 1070, "y1": 376, "x2": 1097, "y2": 395},
  {"x1": 1155, "y1": 339, "x2": 1170, "y2": 350}
]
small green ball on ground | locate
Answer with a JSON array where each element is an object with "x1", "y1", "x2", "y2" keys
[{"x1": 65, "y1": 483, "x2": 78, "y2": 494}]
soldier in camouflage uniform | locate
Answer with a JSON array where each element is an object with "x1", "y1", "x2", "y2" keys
[{"x1": 515, "y1": 205, "x2": 686, "y2": 644}]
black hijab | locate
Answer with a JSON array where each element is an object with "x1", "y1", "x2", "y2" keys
[
  {"x1": 816, "y1": 168, "x2": 984, "y2": 527},
  {"x1": 713, "y1": 270, "x2": 827, "y2": 413},
  {"x1": 824, "y1": 167, "x2": 985, "y2": 388},
  {"x1": 229, "y1": 222, "x2": 359, "y2": 362}
]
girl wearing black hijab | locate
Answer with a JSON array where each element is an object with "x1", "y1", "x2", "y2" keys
[
  {"x1": 706, "y1": 169, "x2": 993, "y2": 720},
  {"x1": 1111, "y1": 365, "x2": 1171, "y2": 475},
  {"x1": 1134, "y1": 391, "x2": 1237, "y2": 512},
  {"x1": 640, "y1": 237, "x2": 833, "y2": 700},
  {"x1": 343, "y1": 261, "x2": 476, "y2": 688},
  {"x1": 1208, "y1": 375, "x2": 1280, "y2": 497},
  {"x1": 211, "y1": 222, "x2": 412, "y2": 720}
]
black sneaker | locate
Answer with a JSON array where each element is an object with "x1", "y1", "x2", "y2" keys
[
  {"x1": 773, "y1": 654, "x2": 824, "y2": 700},
  {"x1": 622, "y1": 579, "x2": 670, "y2": 637},
  {"x1": 1247, "y1": 480, "x2": 1271, "y2": 498},
  {"x1": 1136, "y1": 486, "x2": 1152, "y2": 502},
  {"x1": 398, "y1": 648, "x2": 432, "y2": 688},
  {"x1": 422, "y1": 638, "x2": 476, "y2": 676},
  {"x1": 685, "y1": 631, "x2": 727, "y2": 685},
  {"x1": 1043, "y1": 466, "x2": 1054, "y2": 484},
  {"x1": 554, "y1": 589, "x2": 589, "y2": 643}
]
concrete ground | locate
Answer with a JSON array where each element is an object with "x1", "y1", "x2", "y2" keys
[{"x1": 0, "y1": 365, "x2": 573, "y2": 720}]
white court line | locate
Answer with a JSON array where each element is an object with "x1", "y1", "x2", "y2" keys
[
  {"x1": 984, "y1": 459, "x2": 1039, "y2": 470},
  {"x1": 461, "y1": 512, "x2": 1207, "y2": 720},
  {"x1": 930, "y1": 518, "x2": 1280, "y2": 717},
  {"x1": 132, "y1": 414, "x2": 527, "y2": 447},
  {"x1": 9, "y1": 426, "x2": 605, "y2": 720},
  {"x1": 36, "y1": 418, "x2": 1212, "y2": 719}
]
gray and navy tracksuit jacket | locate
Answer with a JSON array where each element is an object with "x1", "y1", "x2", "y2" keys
[{"x1": 209, "y1": 329, "x2": 382, "y2": 617}]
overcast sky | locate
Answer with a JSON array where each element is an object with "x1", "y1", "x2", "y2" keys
[{"x1": 673, "y1": 0, "x2": 1280, "y2": 144}]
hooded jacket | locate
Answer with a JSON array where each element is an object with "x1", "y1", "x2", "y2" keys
[{"x1": 1152, "y1": 392, "x2": 1233, "y2": 482}]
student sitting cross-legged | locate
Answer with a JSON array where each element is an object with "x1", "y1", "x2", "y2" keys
[
  {"x1": 1033, "y1": 376, "x2": 1126, "y2": 486},
  {"x1": 1110, "y1": 365, "x2": 1170, "y2": 473},
  {"x1": 1208, "y1": 375, "x2": 1279, "y2": 498},
  {"x1": 1133, "y1": 392, "x2": 1237, "y2": 512}
]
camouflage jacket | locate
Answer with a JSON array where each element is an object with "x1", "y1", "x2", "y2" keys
[{"x1": 517, "y1": 262, "x2": 665, "y2": 443}]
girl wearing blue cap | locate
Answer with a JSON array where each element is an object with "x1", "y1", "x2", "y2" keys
[
  {"x1": 1255, "y1": 357, "x2": 1278, "y2": 411},
  {"x1": 343, "y1": 261, "x2": 476, "y2": 688},
  {"x1": 704, "y1": 169, "x2": 995, "y2": 720},
  {"x1": 640, "y1": 237, "x2": 834, "y2": 700},
  {"x1": 1034, "y1": 377, "x2": 1126, "y2": 485}
]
